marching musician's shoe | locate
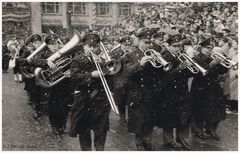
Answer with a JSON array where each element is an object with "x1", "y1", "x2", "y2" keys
[
  {"x1": 33, "y1": 112, "x2": 41, "y2": 120},
  {"x1": 176, "y1": 137, "x2": 191, "y2": 150},
  {"x1": 119, "y1": 118, "x2": 127, "y2": 124},
  {"x1": 205, "y1": 130, "x2": 220, "y2": 141},
  {"x1": 195, "y1": 133, "x2": 208, "y2": 140},
  {"x1": 164, "y1": 141, "x2": 183, "y2": 151},
  {"x1": 28, "y1": 100, "x2": 32, "y2": 105}
]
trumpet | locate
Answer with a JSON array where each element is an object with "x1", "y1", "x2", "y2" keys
[
  {"x1": 178, "y1": 53, "x2": 208, "y2": 76},
  {"x1": 99, "y1": 42, "x2": 122, "y2": 75},
  {"x1": 211, "y1": 51, "x2": 238, "y2": 70},
  {"x1": 90, "y1": 51, "x2": 119, "y2": 115},
  {"x1": 139, "y1": 47, "x2": 172, "y2": 71},
  {"x1": 110, "y1": 43, "x2": 133, "y2": 57}
]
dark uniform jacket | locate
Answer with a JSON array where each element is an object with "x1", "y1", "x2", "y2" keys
[
  {"x1": 191, "y1": 53, "x2": 228, "y2": 123},
  {"x1": 155, "y1": 49, "x2": 194, "y2": 129},
  {"x1": 2, "y1": 45, "x2": 11, "y2": 70},
  {"x1": 69, "y1": 51, "x2": 111, "y2": 137},
  {"x1": 124, "y1": 47, "x2": 159, "y2": 134}
]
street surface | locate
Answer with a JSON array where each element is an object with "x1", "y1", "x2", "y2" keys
[{"x1": 2, "y1": 70, "x2": 238, "y2": 151}]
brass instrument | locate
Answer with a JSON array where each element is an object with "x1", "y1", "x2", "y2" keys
[
  {"x1": 34, "y1": 30, "x2": 81, "y2": 88},
  {"x1": 139, "y1": 47, "x2": 172, "y2": 71},
  {"x1": 110, "y1": 43, "x2": 121, "y2": 52},
  {"x1": 90, "y1": 51, "x2": 119, "y2": 115},
  {"x1": 211, "y1": 50, "x2": 238, "y2": 70},
  {"x1": 178, "y1": 53, "x2": 208, "y2": 76},
  {"x1": 21, "y1": 42, "x2": 47, "y2": 78},
  {"x1": 99, "y1": 42, "x2": 122, "y2": 75},
  {"x1": 49, "y1": 29, "x2": 64, "y2": 45},
  {"x1": 110, "y1": 43, "x2": 133, "y2": 57}
]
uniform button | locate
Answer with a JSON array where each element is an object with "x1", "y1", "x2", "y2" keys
[
  {"x1": 174, "y1": 86, "x2": 177, "y2": 88},
  {"x1": 87, "y1": 84, "x2": 90, "y2": 86},
  {"x1": 207, "y1": 83, "x2": 211, "y2": 85},
  {"x1": 174, "y1": 80, "x2": 177, "y2": 83},
  {"x1": 88, "y1": 90, "x2": 90, "y2": 93},
  {"x1": 141, "y1": 84, "x2": 144, "y2": 87},
  {"x1": 141, "y1": 78, "x2": 143, "y2": 81}
]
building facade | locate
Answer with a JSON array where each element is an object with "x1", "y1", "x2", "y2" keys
[{"x1": 2, "y1": 2, "x2": 164, "y2": 37}]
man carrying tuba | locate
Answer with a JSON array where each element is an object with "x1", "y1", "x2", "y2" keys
[{"x1": 33, "y1": 34, "x2": 72, "y2": 134}]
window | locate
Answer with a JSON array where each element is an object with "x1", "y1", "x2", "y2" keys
[
  {"x1": 41, "y1": 2, "x2": 59, "y2": 14},
  {"x1": 118, "y1": 3, "x2": 131, "y2": 16},
  {"x1": 96, "y1": 3, "x2": 109, "y2": 16},
  {"x1": 68, "y1": 2, "x2": 86, "y2": 15}
]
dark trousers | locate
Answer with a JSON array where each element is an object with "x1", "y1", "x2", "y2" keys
[
  {"x1": 48, "y1": 99, "x2": 68, "y2": 131},
  {"x1": 118, "y1": 102, "x2": 126, "y2": 119},
  {"x1": 78, "y1": 129, "x2": 107, "y2": 151},
  {"x1": 32, "y1": 85, "x2": 43, "y2": 113},
  {"x1": 13, "y1": 64, "x2": 21, "y2": 74},
  {"x1": 135, "y1": 122, "x2": 154, "y2": 151}
]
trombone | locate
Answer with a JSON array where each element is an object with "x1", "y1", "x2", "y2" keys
[
  {"x1": 211, "y1": 51, "x2": 238, "y2": 70},
  {"x1": 90, "y1": 51, "x2": 119, "y2": 115},
  {"x1": 139, "y1": 47, "x2": 172, "y2": 71},
  {"x1": 99, "y1": 42, "x2": 122, "y2": 75},
  {"x1": 178, "y1": 53, "x2": 208, "y2": 76},
  {"x1": 49, "y1": 29, "x2": 64, "y2": 45}
]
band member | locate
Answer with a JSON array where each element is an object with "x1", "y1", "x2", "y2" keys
[
  {"x1": 28, "y1": 34, "x2": 47, "y2": 120},
  {"x1": 2, "y1": 44, "x2": 11, "y2": 73},
  {"x1": 123, "y1": 29, "x2": 161, "y2": 150},
  {"x1": 31, "y1": 34, "x2": 71, "y2": 134},
  {"x1": 7, "y1": 38, "x2": 23, "y2": 82},
  {"x1": 69, "y1": 33, "x2": 112, "y2": 150},
  {"x1": 111, "y1": 36, "x2": 132, "y2": 123},
  {"x1": 191, "y1": 38, "x2": 228, "y2": 140},
  {"x1": 155, "y1": 34, "x2": 193, "y2": 150},
  {"x1": 18, "y1": 36, "x2": 35, "y2": 105}
]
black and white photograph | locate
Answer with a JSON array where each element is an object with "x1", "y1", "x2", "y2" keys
[{"x1": 2, "y1": 1, "x2": 238, "y2": 151}]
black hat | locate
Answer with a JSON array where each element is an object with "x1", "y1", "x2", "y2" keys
[
  {"x1": 167, "y1": 34, "x2": 182, "y2": 45},
  {"x1": 82, "y1": 34, "x2": 101, "y2": 45},
  {"x1": 60, "y1": 36, "x2": 70, "y2": 44},
  {"x1": 199, "y1": 38, "x2": 211, "y2": 47},
  {"x1": 25, "y1": 36, "x2": 32, "y2": 46},
  {"x1": 30, "y1": 34, "x2": 42, "y2": 42},
  {"x1": 119, "y1": 36, "x2": 132, "y2": 44},
  {"x1": 45, "y1": 34, "x2": 58, "y2": 45},
  {"x1": 152, "y1": 32, "x2": 165, "y2": 39},
  {"x1": 136, "y1": 29, "x2": 154, "y2": 40}
]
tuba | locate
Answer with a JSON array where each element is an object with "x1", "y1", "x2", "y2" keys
[
  {"x1": 21, "y1": 42, "x2": 47, "y2": 78},
  {"x1": 139, "y1": 47, "x2": 172, "y2": 71},
  {"x1": 178, "y1": 53, "x2": 208, "y2": 76},
  {"x1": 34, "y1": 30, "x2": 81, "y2": 88}
]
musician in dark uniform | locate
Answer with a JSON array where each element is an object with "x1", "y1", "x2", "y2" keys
[
  {"x1": 18, "y1": 36, "x2": 35, "y2": 105},
  {"x1": 111, "y1": 36, "x2": 132, "y2": 123},
  {"x1": 69, "y1": 34, "x2": 112, "y2": 150},
  {"x1": 191, "y1": 38, "x2": 228, "y2": 140},
  {"x1": 28, "y1": 34, "x2": 47, "y2": 119},
  {"x1": 123, "y1": 29, "x2": 161, "y2": 150},
  {"x1": 2, "y1": 44, "x2": 11, "y2": 73},
  {"x1": 155, "y1": 34, "x2": 193, "y2": 150},
  {"x1": 31, "y1": 34, "x2": 71, "y2": 134}
]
